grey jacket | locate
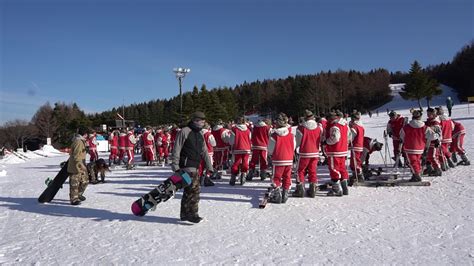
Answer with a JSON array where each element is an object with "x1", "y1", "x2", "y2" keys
[{"x1": 170, "y1": 126, "x2": 214, "y2": 173}]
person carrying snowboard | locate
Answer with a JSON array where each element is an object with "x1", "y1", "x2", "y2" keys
[
  {"x1": 68, "y1": 127, "x2": 90, "y2": 205},
  {"x1": 170, "y1": 111, "x2": 214, "y2": 223}
]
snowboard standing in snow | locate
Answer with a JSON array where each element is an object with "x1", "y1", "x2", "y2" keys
[
  {"x1": 131, "y1": 170, "x2": 192, "y2": 216},
  {"x1": 38, "y1": 160, "x2": 70, "y2": 203}
]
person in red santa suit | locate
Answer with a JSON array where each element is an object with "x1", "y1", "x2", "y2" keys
[
  {"x1": 435, "y1": 106, "x2": 456, "y2": 168},
  {"x1": 293, "y1": 110, "x2": 323, "y2": 198},
  {"x1": 108, "y1": 129, "x2": 119, "y2": 166},
  {"x1": 247, "y1": 118, "x2": 272, "y2": 181},
  {"x1": 451, "y1": 120, "x2": 470, "y2": 166},
  {"x1": 424, "y1": 108, "x2": 443, "y2": 176},
  {"x1": 211, "y1": 119, "x2": 230, "y2": 179},
  {"x1": 161, "y1": 126, "x2": 171, "y2": 164},
  {"x1": 386, "y1": 111, "x2": 408, "y2": 167},
  {"x1": 118, "y1": 129, "x2": 127, "y2": 165},
  {"x1": 400, "y1": 109, "x2": 438, "y2": 182},
  {"x1": 88, "y1": 130, "x2": 99, "y2": 163},
  {"x1": 228, "y1": 116, "x2": 252, "y2": 186},
  {"x1": 125, "y1": 128, "x2": 137, "y2": 169},
  {"x1": 169, "y1": 124, "x2": 180, "y2": 156},
  {"x1": 198, "y1": 122, "x2": 216, "y2": 186},
  {"x1": 348, "y1": 111, "x2": 365, "y2": 183},
  {"x1": 360, "y1": 137, "x2": 383, "y2": 178},
  {"x1": 141, "y1": 126, "x2": 155, "y2": 166},
  {"x1": 154, "y1": 127, "x2": 164, "y2": 164},
  {"x1": 325, "y1": 111, "x2": 350, "y2": 196},
  {"x1": 268, "y1": 113, "x2": 295, "y2": 204}
]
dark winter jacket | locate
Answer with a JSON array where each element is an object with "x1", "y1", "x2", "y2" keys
[{"x1": 170, "y1": 122, "x2": 214, "y2": 173}]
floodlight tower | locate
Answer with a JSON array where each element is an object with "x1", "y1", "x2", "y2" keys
[{"x1": 173, "y1": 67, "x2": 191, "y2": 119}]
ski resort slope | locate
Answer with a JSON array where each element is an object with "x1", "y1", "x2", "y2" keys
[{"x1": 0, "y1": 99, "x2": 473, "y2": 264}]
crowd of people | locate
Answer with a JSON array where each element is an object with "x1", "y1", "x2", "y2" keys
[{"x1": 67, "y1": 106, "x2": 470, "y2": 222}]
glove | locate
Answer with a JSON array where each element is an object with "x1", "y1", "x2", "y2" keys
[{"x1": 434, "y1": 139, "x2": 440, "y2": 148}]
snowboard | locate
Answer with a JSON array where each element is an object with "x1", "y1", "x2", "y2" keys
[
  {"x1": 131, "y1": 170, "x2": 192, "y2": 216},
  {"x1": 354, "y1": 179, "x2": 431, "y2": 187},
  {"x1": 38, "y1": 160, "x2": 69, "y2": 203}
]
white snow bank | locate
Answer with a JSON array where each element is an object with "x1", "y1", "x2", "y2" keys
[
  {"x1": 36, "y1": 145, "x2": 65, "y2": 157},
  {"x1": 0, "y1": 154, "x2": 26, "y2": 164},
  {"x1": 0, "y1": 169, "x2": 6, "y2": 176}
]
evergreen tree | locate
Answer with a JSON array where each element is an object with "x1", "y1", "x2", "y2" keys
[{"x1": 400, "y1": 61, "x2": 438, "y2": 110}]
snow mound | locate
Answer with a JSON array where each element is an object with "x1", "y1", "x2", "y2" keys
[
  {"x1": 0, "y1": 169, "x2": 6, "y2": 176},
  {"x1": 17, "y1": 151, "x2": 42, "y2": 159},
  {"x1": 379, "y1": 84, "x2": 460, "y2": 112},
  {"x1": 0, "y1": 154, "x2": 26, "y2": 164},
  {"x1": 38, "y1": 145, "x2": 65, "y2": 156}
]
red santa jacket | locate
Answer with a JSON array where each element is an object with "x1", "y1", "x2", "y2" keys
[
  {"x1": 296, "y1": 119, "x2": 322, "y2": 158},
  {"x1": 400, "y1": 119, "x2": 429, "y2": 155},
  {"x1": 350, "y1": 120, "x2": 365, "y2": 152},
  {"x1": 425, "y1": 116, "x2": 442, "y2": 147},
  {"x1": 387, "y1": 115, "x2": 406, "y2": 140},
  {"x1": 452, "y1": 121, "x2": 466, "y2": 138},
  {"x1": 251, "y1": 121, "x2": 271, "y2": 151},
  {"x1": 230, "y1": 124, "x2": 251, "y2": 154},
  {"x1": 269, "y1": 127, "x2": 295, "y2": 166},
  {"x1": 88, "y1": 134, "x2": 97, "y2": 150},
  {"x1": 109, "y1": 132, "x2": 118, "y2": 149},
  {"x1": 125, "y1": 131, "x2": 136, "y2": 149},
  {"x1": 212, "y1": 125, "x2": 230, "y2": 152},
  {"x1": 325, "y1": 118, "x2": 349, "y2": 157},
  {"x1": 142, "y1": 131, "x2": 154, "y2": 149},
  {"x1": 439, "y1": 115, "x2": 454, "y2": 144},
  {"x1": 202, "y1": 129, "x2": 216, "y2": 155},
  {"x1": 118, "y1": 133, "x2": 127, "y2": 149}
]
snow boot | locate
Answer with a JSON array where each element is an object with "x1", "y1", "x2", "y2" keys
[
  {"x1": 341, "y1": 180, "x2": 349, "y2": 196},
  {"x1": 451, "y1": 153, "x2": 458, "y2": 163},
  {"x1": 240, "y1": 173, "x2": 246, "y2": 185},
  {"x1": 409, "y1": 174, "x2": 422, "y2": 182},
  {"x1": 245, "y1": 169, "x2": 255, "y2": 181},
  {"x1": 229, "y1": 174, "x2": 237, "y2": 186},
  {"x1": 180, "y1": 215, "x2": 203, "y2": 223},
  {"x1": 260, "y1": 170, "x2": 268, "y2": 181},
  {"x1": 306, "y1": 183, "x2": 317, "y2": 198},
  {"x1": 429, "y1": 167, "x2": 442, "y2": 176},
  {"x1": 327, "y1": 180, "x2": 343, "y2": 197},
  {"x1": 79, "y1": 195, "x2": 86, "y2": 201},
  {"x1": 458, "y1": 154, "x2": 471, "y2": 166},
  {"x1": 357, "y1": 171, "x2": 365, "y2": 182},
  {"x1": 292, "y1": 183, "x2": 305, "y2": 198},
  {"x1": 71, "y1": 199, "x2": 81, "y2": 205},
  {"x1": 281, "y1": 189, "x2": 289, "y2": 204},
  {"x1": 447, "y1": 157, "x2": 456, "y2": 168},
  {"x1": 203, "y1": 176, "x2": 215, "y2": 187},
  {"x1": 269, "y1": 187, "x2": 282, "y2": 204},
  {"x1": 423, "y1": 164, "x2": 433, "y2": 176}
]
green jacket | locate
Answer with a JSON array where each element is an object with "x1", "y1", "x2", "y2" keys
[{"x1": 67, "y1": 134, "x2": 87, "y2": 174}]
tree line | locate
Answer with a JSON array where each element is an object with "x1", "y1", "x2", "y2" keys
[{"x1": 1, "y1": 41, "x2": 472, "y2": 150}]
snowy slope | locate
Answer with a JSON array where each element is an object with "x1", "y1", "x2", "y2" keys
[
  {"x1": 0, "y1": 105, "x2": 473, "y2": 264},
  {"x1": 379, "y1": 84, "x2": 461, "y2": 112}
]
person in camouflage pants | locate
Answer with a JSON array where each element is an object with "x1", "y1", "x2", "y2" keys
[
  {"x1": 170, "y1": 111, "x2": 214, "y2": 223},
  {"x1": 67, "y1": 127, "x2": 90, "y2": 205}
]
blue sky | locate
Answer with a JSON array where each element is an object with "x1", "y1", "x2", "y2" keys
[{"x1": 0, "y1": 0, "x2": 472, "y2": 125}]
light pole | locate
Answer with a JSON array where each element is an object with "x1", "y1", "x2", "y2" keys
[{"x1": 173, "y1": 67, "x2": 191, "y2": 120}]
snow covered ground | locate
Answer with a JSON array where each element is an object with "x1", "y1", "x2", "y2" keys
[{"x1": 0, "y1": 95, "x2": 473, "y2": 264}]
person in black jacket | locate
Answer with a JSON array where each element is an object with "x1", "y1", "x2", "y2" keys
[{"x1": 170, "y1": 111, "x2": 214, "y2": 223}]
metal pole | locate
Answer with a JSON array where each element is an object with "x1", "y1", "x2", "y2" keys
[{"x1": 179, "y1": 76, "x2": 183, "y2": 117}]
